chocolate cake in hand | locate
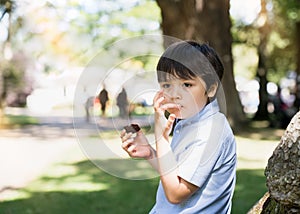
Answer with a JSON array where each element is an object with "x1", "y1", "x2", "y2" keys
[{"x1": 124, "y1": 124, "x2": 141, "y2": 133}]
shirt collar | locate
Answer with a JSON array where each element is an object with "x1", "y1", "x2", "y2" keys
[{"x1": 176, "y1": 99, "x2": 220, "y2": 126}]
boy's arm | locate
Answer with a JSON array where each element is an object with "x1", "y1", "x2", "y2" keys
[
  {"x1": 153, "y1": 91, "x2": 199, "y2": 204},
  {"x1": 155, "y1": 124, "x2": 198, "y2": 204}
]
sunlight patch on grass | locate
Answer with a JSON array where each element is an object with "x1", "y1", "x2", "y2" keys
[
  {"x1": 0, "y1": 189, "x2": 32, "y2": 202},
  {"x1": 28, "y1": 176, "x2": 109, "y2": 192},
  {"x1": 26, "y1": 161, "x2": 110, "y2": 193},
  {"x1": 40, "y1": 164, "x2": 78, "y2": 177},
  {"x1": 235, "y1": 136, "x2": 278, "y2": 170}
]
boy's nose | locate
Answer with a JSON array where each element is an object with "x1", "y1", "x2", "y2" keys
[{"x1": 169, "y1": 88, "x2": 181, "y2": 100}]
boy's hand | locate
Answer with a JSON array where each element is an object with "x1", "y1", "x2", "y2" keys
[
  {"x1": 153, "y1": 91, "x2": 178, "y2": 140},
  {"x1": 120, "y1": 129, "x2": 153, "y2": 159}
]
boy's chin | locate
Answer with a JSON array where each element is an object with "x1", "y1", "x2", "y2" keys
[{"x1": 172, "y1": 110, "x2": 198, "y2": 119}]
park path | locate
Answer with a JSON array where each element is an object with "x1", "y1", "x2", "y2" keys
[{"x1": 0, "y1": 107, "x2": 282, "y2": 201}]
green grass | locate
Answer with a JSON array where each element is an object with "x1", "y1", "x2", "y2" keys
[
  {"x1": 0, "y1": 114, "x2": 39, "y2": 128},
  {"x1": 232, "y1": 169, "x2": 267, "y2": 214},
  {"x1": 0, "y1": 162, "x2": 267, "y2": 214}
]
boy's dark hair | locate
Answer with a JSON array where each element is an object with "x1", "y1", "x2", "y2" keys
[{"x1": 156, "y1": 41, "x2": 224, "y2": 91}]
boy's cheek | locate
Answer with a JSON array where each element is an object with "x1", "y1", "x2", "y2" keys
[{"x1": 162, "y1": 96, "x2": 171, "y2": 104}]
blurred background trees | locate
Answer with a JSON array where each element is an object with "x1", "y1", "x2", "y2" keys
[
  {"x1": 0, "y1": 0, "x2": 31, "y2": 111},
  {"x1": 156, "y1": 0, "x2": 245, "y2": 129},
  {"x1": 0, "y1": 0, "x2": 300, "y2": 129}
]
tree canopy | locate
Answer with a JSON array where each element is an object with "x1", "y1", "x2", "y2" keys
[{"x1": 0, "y1": 0, "x2": 299, "y2": 123}]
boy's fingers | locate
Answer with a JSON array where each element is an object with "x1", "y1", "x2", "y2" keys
[
  {"x1": 153, "y1": 91, "x2": 165, "y2": 109},
  {"x1": 166, "y1": 113, "x2": 176, "y2": 130},
  {"x1": 127, "y1": 144, "x2": 136, "y2": 153},
  {"x1": 153, "y1": 90, "x2": 164, "y2": 102},
  {"x1": 154, "y1": 96, "x2": 180, "y2": 112},
  {"x1": 121, "y1": 141, "x2": 129, "y2": 150},
  {"x1": 168, "y1": 113, "x2": 176, "y2": 122},
  {"x1": 120, "y1": 129, "x2": 126, "y2": 138},
  {"x1": 121, "y1": 132, "x2": 133, "y2": 143},
  {"x1": 121, "y1": 138, "x2": 134, "y2": 149},
  {"x1": 154, "y1": 96, "x2": 165, "y2": 109},
  {"x1": 160, "y1": 103, "x2": 180, "y2": 111}
]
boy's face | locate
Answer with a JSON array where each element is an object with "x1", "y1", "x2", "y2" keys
[{"x1": 159, "y1": 75, "x2": 209, "y2": 119}]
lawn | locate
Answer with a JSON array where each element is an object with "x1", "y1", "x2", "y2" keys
[
  {"x1": 0, "y1": 114, "x2": 39, "y2": 128},
  {"x1": 0, "y1": 164, "x2": 269, "y2": 213},
  {"x1": 0, "y1": 157, "x2": 158, "y2": 214},
  {"x1": 0, "y1": 123, "x2": 282, "y2": 213}
]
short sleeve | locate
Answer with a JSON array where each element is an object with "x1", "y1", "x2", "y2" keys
[
  {"x1": 177, "y1": 114, "x2": 227, "y2": 187},
  {"x1": 177, "y1": 140, "x2": 222, "y2": 187}
]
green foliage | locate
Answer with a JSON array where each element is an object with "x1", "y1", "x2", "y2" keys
[
  {"x1": 2, "y1": 63, "x2": 21, "y2": 86},
  {"x1": 266, "y1": 0, "x2": 300, "y2": 80},
  {"x1": 232, "y1": 44, "x2": 258, "y2": 79},
  {"x1": 3, "y1": 0, "x2": 161, "y2": 73},
  {"x1": 133, "y1": 55, "x2": 160, "y2": 72},
  {"x1": 273, "y1": 0, "x2": 300, "y2": 22},
  {"x1": 124, "y1": 1, "x2": 161, "y2": 22},
  {"x1": 231, "y1": 22, "x2": 260, "y2": 46},
  {"x1": 41, "y1": 0, "x2": 161, "y2": 66},
  {"x1": 231, "y1": 0, "x2": 300, "y2": 83},
  {"x1": 0, "y1": 55, "x2": 30, "y2": 107},
  {"x1": 1, "y1": 60, "x2": 23, "y2": 97}
]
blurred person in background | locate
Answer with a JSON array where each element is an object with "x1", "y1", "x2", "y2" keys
[
  {"x1": 117, "y1": 87, "x2": 129, "y2": 118},
  {"x1": 98, "y1": 85, "x2": 109, "y2": 117}
]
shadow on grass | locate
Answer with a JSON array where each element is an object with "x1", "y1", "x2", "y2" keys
[
  {"x1": 0, "y1": 160, "x2": 267, "y2": 214},
  {"x1": 0, "y1": 160, "x2": 159, "y2": 214},
  {"x1": 232, "y1": 169, "x2": 267, "y2": 214}
]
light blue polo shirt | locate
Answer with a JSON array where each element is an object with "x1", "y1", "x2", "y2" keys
[{"x1": 149, "y1": 100, "x2": 236, "y2": 214}]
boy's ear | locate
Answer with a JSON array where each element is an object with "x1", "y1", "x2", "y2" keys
[{"x1": 207, "y1": 83, "x2": 218, "y2": 98}]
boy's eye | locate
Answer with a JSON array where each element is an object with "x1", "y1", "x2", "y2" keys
[
  {"x1": 183, "y1": 83, "x2": 192, "y2": 87},
  {"x1": 162, "y1": 83, "x2": 171, "y2": 89}
]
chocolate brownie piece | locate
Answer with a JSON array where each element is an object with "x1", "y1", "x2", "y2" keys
[{"x1": 124, "y1": 124, "x2": 141, "y2": 133}]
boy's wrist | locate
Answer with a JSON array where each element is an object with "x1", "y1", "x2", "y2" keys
[{"x1": 146, "y1": 148, "x2": 155, "y2": 160}]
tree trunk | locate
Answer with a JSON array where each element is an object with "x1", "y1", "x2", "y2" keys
[
  {"x1": 254, "y1": 0, "x2": 271, "y2": 121},
  {"x1": 0, "y1": 1, "x2": 13, "y2": 127},
  {"x1": 156, "y1": 0, "x2": 245, "y2": 131}
]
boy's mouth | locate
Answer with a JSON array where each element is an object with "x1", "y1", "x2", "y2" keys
[{"x1": 171, "y1": 103, "x2": 182, "y2": 109}]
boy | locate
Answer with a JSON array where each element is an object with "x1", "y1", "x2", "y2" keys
[{"x1": 120, "y1": 41, "x2": 236, "y2": 213}]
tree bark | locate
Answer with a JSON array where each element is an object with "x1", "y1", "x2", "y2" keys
[
  {"x1": 156, "y1": 0, "x2": 245, "y2": 130},
  {"x1": 248, "y1": 111, "x2": 300, "y2": 213},
  {"x1": 254, "y1": 0, "x2": 271, "y2": 121}
]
